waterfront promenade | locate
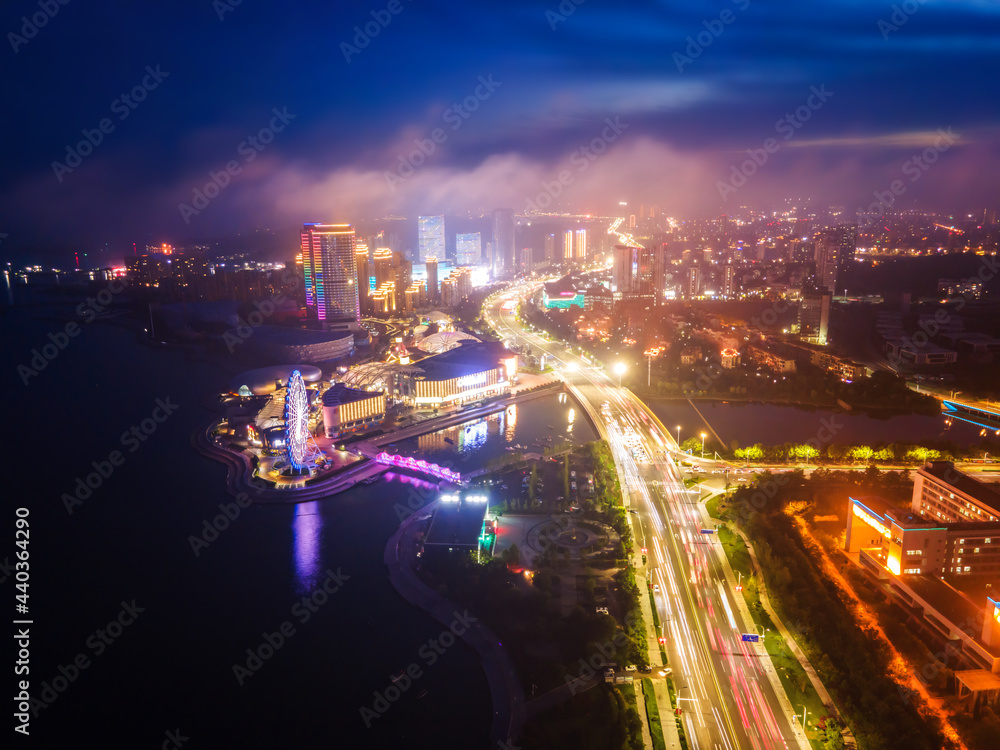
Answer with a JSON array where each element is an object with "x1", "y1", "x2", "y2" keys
[{"x1": 194, "y1": 380, "x2": 565, "y2": 504}]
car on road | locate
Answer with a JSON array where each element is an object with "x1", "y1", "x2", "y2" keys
[
  {"x1": 628, "y1": 509, "x2": 638, "y2": 515},
  {"x1": 625, "y1": 665, "x2": 637, "y2": 672},
  {"x1": 652, "y1": 584, "x2": 660, "y2": 593}
]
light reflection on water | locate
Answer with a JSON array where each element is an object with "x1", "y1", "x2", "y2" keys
[{"x1": 292, "y1": 501, "x2": 323, "y2": 594}]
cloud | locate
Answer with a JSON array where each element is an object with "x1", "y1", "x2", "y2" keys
[{"x1": 785, "y1": 130, "x2": 971, "y2": 148}]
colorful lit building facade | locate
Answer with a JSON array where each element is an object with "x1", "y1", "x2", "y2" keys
[{"x1": 300, "y1": 223, "x2": 360, "y2": 326}]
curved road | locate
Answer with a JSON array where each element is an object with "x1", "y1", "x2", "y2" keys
[{"x1": 487, "y1": 282, "x2": 816, "y2": 750}]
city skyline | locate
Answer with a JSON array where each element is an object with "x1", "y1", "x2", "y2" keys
[{"x1": 2, "y1": 2, "x2": 999, "y2": 261}]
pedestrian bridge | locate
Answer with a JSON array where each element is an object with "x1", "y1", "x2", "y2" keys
[{"x1": 374, "y1": 452, "x2": 464, "y2": 484}]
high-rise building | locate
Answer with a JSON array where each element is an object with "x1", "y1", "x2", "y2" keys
[
  {"x1": 799, "y1": 288, "x2": 831, "y2": 345},
  {"x1": 300, "y1": 223, "x2": 360, "y2": 326},
  {"x1": 612, "y1": 245, "x2": 665, "y2": 304},
  {"x1": 574, "y1": 229, "x2": 587, "y2": 260},
  {"x1": 392, "y1": 251, "x2": 412, "y2": 303},
  {"x1": 355, "y1": 242, "x2": 371, "y2": 314},
  {"x1": 686, "y1": 266, "x2": 701, "y2": 299},
  {"x1": 456, "y1": 232, "x2": 482, "y2": 266},
  {"x1": 519, "y1": 247, "x2": 533, "y2": 274},
  {"x1": 722, "y1": 264, "x2": 737, "y2": 299},
  {"x1": 441, "y1": 267, "x2": 472, "y2": 307},
  {"x1": 544, "y1": 234, "x2": 556, "y2": 264},
  {"x1": 426, "y1": 256, "x2": 439, "y2": 301},
  {"x1": 374, "y1": 248, "x2": 394, "y2": 290},
  {"x1": 815, "y1": 226, "x2": 857, "y2": 294},
  {"x1": 418, "y1": 215, "x2": 445, "y2": 262},
  {"x1": 492, "y1": 209, "x2": 515, "y2": 274},
  {"x1": 563, "y1": 230, "x2": 574, "y2": 260}
]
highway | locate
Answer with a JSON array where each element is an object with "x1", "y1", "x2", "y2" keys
[{"x1": 485, "y1": 281, "x2": 813, "y2": 750}]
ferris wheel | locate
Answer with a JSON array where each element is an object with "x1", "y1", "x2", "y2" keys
[{"x1": 284, "y1": 370, "x2": 320, "y2": 472}]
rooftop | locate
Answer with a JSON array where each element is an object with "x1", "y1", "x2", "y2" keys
[
  {"x1": 321, "y1": 382, "x2": 381, "y2": 407},
  {"x1": 424, "y1": 494, "x2": 489, "y2": 548},
  {"x1": 416, "y1": 340, "x2": 512, "y2": 381},
  {"x1": 921, "y1": 461, "x2": 1000, "y2": 515}
]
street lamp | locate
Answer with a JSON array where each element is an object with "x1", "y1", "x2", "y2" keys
[
  {"x1": 614, "y1": 362, "x2": 626, "y2": 388},
  {"x1": 701, "y1": 432, "x2": 706, "y2": 459}
]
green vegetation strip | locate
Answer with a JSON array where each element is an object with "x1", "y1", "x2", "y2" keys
[
  {"x1": 642, "y1": 678, "x2": 666, "y2": 750},
  {"x1": 715, "y1": 525, "x2": 826, "y2": 744}
]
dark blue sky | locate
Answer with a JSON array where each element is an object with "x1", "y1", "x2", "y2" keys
[{"x1": 2, "y1": 0, "x2": 999, "y2": 263}]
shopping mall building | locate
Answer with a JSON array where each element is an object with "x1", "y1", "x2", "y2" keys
[
  {"x1": 411, "y1": 340, "x2": 517, "y2": 408},
  {"x1": 845, "y1": 462, "x2": 1000, "y2": 684}
]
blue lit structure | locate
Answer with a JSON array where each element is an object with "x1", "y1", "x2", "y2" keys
[{"x1": 942, "y1": 399, "x2": 1000, "y2": 433}]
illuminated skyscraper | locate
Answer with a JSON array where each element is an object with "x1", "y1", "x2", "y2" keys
[
  {"x1": 574, "y1": 229, "x2": 586, "y2": 260},
  {"x1": 814, "y1": 225, "x2": 856, "y2": 294},
  {"x1": 563, "y1": 230, "x2": 573, "y2": 260},
  {"x1": 300, "y1": 223, "x2": 360, "y2": 326},
  {"x1": 799, "y1": 288, "x2": 831, "y2": 345},
  {"x1": 519, "y1": 247, "x2": 533, "y2": 273},
  {"x1": 418, "y1": 215, "x2": 445, "y2": 262},
  {"x1": 355, "y1": 242, "x2": 371, "y2": 313},
  {"x1": 456, "y1": 232, "x2": 482, "y2": 266},
  {"x1": 374, "y1": 247, "x2": 394, "y2": 289},
  {"x1": 612, "y1": 244, "x2": 666, "y2": 304},
  {"x1": 426, "y1": 256, "x2": 439, "y2": 301},
  {"x1": 722, "y1": 264, "x2": 737, "y2": 299}
]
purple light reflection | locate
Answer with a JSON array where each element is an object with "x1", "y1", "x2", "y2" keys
[
  {"x1": 381, "y1": 471, "x2": 440, "y2": 493},
  {"x1": 293, "y1": 502, "x2": 323, "y2": 593}
]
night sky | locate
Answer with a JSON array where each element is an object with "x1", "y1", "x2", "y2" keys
[{"x1": 1, "y1": 0, "x2": 999, "y2": 262}]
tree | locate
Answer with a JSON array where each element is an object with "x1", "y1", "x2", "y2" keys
[
  {"x1": 529, "y1": 465, "x2": 539, "y2": 501},
  {"x1": 850, "y1": 445, "x2": 874, "y2": 463},
  {"x1": 501, "y1": 543, "x2": 522, "y2": 567},
  {"x1": 681, "y1": 437, "x2": 701, "y2": 454}
]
